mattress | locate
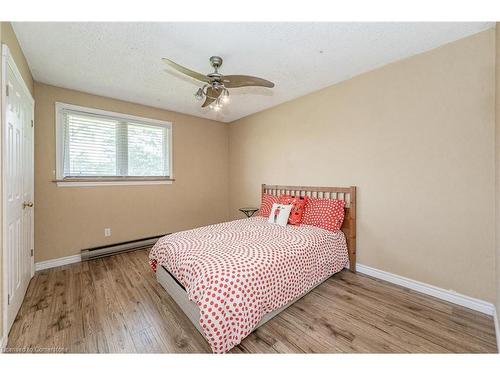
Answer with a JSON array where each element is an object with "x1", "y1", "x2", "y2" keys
[{"x1": 149, "y1": 216, "x2": 348, "y2": 353}]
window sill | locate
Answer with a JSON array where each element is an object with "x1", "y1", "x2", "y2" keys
[{"x1": 53, "y1": 178, "x2": 175, "y2": 187}]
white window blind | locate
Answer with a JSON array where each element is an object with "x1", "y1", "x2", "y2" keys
[{"x1": 57, "y1": 104, "x2": 171, "y2": 180}]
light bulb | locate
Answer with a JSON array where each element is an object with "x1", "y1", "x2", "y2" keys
[
  {"x1": 221, "y1": 89, "x2": 229, "y2": 103},
  {"x1": 210, "y1": 98, "x2": 221, "y2": 111},
  {"x1": 194, "y1": 88, "x2": 204, "y2": 101}
]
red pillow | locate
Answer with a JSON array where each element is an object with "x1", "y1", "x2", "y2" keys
[
  {"x1": 278, "y1": 195, "x2": 308, "y2": 225},
  {"x1": 257, "y1": 194, "x2": 280, "y2": 217},
  {"x1": 302, "y1": 198, "x2": 345, "y2": 231}
]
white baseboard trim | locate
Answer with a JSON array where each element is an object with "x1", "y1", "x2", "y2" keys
[
  {"x1": 356, "y1": 263, "x2": 495, "y2": 316},
  {"x1": 35, "y1": 254, "x2": 81, "y2": 271},
  {"x1": 494, "y1": 308, "x2": 500, "y2": 353}
]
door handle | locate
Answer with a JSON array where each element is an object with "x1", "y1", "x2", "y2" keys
[{"x1": 22, "y1": 201, "x2": 34, "y2": 209}]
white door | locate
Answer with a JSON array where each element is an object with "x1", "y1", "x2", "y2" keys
[{"x1": 2, "y1": 46, "x2": 34, "y2": 333}]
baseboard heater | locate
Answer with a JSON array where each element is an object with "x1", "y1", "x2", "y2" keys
[{"x1": 81, "y1": 234, "x2": 168, "y2": 261}]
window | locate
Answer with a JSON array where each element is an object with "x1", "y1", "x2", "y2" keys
[{"x1": 55, "y1": 103, "x2": 172, "y2": 186}]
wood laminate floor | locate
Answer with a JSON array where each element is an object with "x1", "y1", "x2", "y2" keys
[{"x1": 6, "y1": 249, "x2": 497, "y2": 353}]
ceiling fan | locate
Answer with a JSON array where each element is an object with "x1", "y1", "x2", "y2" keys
[{"x1": 162, "y1": 56, "x2": 275, "y2": 111}]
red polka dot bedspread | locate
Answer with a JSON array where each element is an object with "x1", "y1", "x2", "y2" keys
[{"x1": 149, "y1": 216, "x2": 348, "y2": 353}]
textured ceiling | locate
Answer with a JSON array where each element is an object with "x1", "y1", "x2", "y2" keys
[{"x1": 13, "y1": 22, "x2": 493, "y2": 123}]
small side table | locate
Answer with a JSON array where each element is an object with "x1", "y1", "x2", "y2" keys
[{"x1": 239, "y1": 207, "x2": 259, "y2": 218}]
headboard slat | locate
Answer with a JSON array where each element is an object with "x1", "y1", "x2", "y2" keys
[{"x1": 261, "y1": 184, "x2": 357, "y2": 272}]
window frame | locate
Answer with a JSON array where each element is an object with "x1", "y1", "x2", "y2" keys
[{"x1": 55, "y1": 102, "x2": 173, "y2": 187}]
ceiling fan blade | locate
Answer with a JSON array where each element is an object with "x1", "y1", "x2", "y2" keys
[
  {"x1": 201, "y1": 87, "x2": 223, "y2": 108},
  {"x1": 162, "y1": 58, "x2": 209, "y2": 83},
  {"x1": 222, "y1": 75, "x2": 275, "y2": 88}
]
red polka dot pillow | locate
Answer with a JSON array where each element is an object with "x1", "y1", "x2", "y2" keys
[
  {"x1": 302, "y1": 198, "x2": 345, "y2": 231},
  {"x1": 257, "y1": 193, "x2": 280, "y2": 217},
  {"x1": 278, "y1": 195, "x2": 308, "y2": 225}
]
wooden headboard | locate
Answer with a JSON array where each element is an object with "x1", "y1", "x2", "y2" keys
[{"x1": 261, "y1": 184, "x2": 357, "y2": 272}]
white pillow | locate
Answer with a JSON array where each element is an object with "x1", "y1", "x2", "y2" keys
[{"x1": 268, "y1": 204, "x2": 293, "y2": 227}]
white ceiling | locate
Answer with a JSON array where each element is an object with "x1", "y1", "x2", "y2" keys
[{"x1": 13, "y1": 22, "x2": 493, "y2": 123}]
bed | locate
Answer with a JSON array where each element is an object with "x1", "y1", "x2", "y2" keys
[{"x1": 149, "y1": 184, "x2": 357, "y2": 353}]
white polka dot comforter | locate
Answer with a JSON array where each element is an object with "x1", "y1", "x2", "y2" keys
[{"x1": 149, "y1": 216, "x2": 348, "y2": 353}]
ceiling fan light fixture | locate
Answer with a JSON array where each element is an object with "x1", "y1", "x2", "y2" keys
[
  {"x1": 213, "y1": 99, "x2": 222, "y2": 111},
  {"x1": 163, "y1": 55, "x2": 274, "y2": 110},
  {"x1": 194, "y1": 87, "x2": 204, "y2": 101}
]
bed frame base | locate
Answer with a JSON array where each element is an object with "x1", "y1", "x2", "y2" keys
[{"x1": 157, "y1": 265, "x2": 331, "y2": 341}]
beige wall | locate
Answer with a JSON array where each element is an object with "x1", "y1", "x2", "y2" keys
[
  {"x1": 0, "y1": 22, "x2": 34, "y2": 343},
  {"x1": 34, "y1": 83, "x2": 229, "y2": 262},
  {"x1": 495, "y1": 24, "x2": 500, "y2": 340},
  {"x1": 229, "y1": 29, "x2": 496, "y2": 302},
  {"x1": 0, "y1": 20, "x2": 3, "y2": 346}
]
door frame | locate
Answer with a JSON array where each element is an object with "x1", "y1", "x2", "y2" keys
[{"x1": 1, "y1": 43, "x2": 35, "y2": 347}]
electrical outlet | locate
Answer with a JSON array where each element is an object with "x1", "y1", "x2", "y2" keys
[{"x1": 104, "y1": 228, "x2": 111, "y2": 237}]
